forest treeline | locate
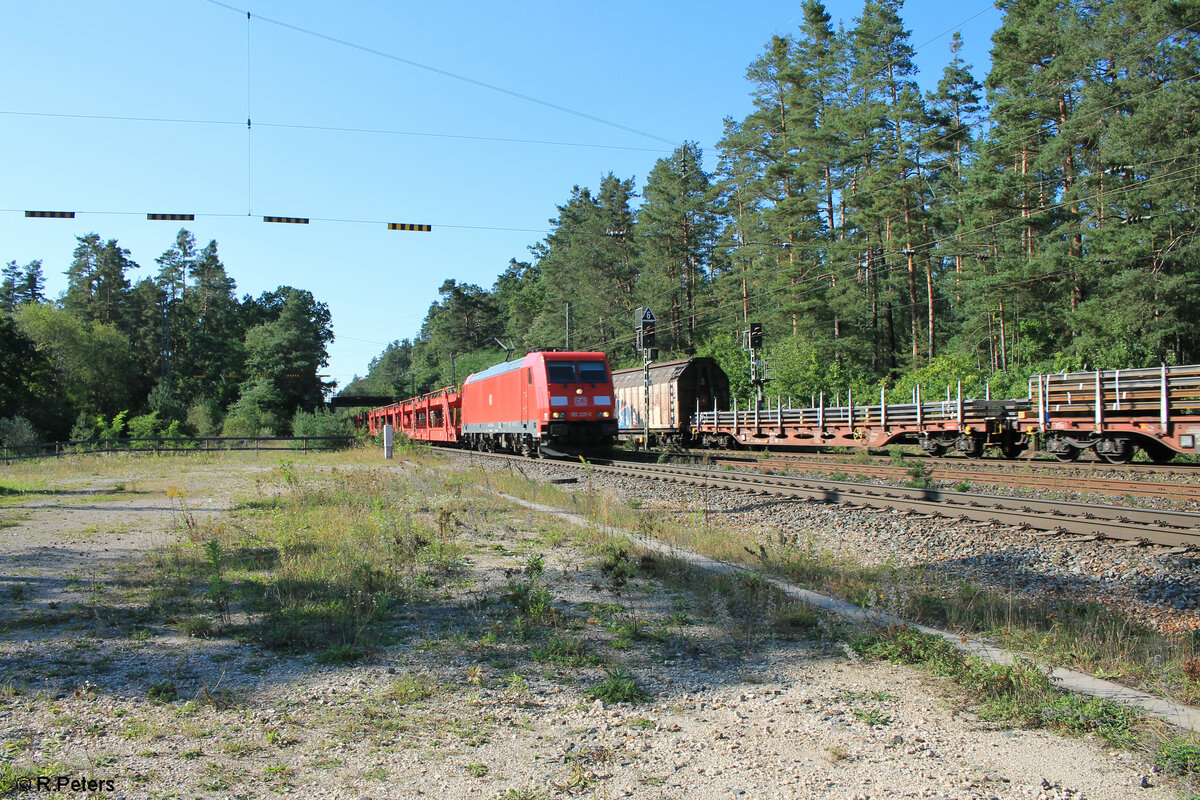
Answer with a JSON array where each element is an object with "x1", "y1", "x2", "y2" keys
[
  {"x1": 0, "y1": 230, "x2": 338, "y2": 445},
  {"x1": 347, "y1": 0, "x2": 1200, "y2": 405}
]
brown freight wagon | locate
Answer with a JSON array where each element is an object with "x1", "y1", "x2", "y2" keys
[{"x1": 612, "y1": 357, "x2": 729, "y2": 444}]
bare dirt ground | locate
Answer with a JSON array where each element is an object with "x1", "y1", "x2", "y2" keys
[{"x1": 0, "y1": 452, "x2": 1191, "y2": 799}]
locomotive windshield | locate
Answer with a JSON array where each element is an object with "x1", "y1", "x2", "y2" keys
[
  {"x1": 577, "y1": 361, "x2": 608, "y2": 383},
  {"x1": 547, "y1": 360, "x2": 608, "y2": 384}
]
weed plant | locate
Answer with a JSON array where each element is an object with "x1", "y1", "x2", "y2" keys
[
  {"x1": 586, "y1": 667, "x2": 648, "y2": 704},
  {"x1": 852, "y1": 624, "x2": 1200, "y2": 776},
  {"x1": 479, "y1": 454, "x2": 1200, "y2": 713},
  {"x1": 150, "y1": 467, "x2": 468, "y2": 658}
]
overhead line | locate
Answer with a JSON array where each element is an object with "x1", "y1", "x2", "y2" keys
[
  {"x1": 200, "y1": 0, "x2": 680, "y2": 147},
  {"x1": 0, "y1": 110, "x2": 670, "y2": 155}
]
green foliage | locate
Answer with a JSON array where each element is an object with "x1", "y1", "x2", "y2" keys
[
  {"x1": 852, "y1": 626, "x2": 1143, "y2": 743},
  {"x1": 187, "y1": 398, "x2": 223, "y2": 437},
  {"x1": 223, "y1": 379, "x2": 281, "y2": 437},
  {"x1": 0, "y1": 312, "x2": 54, "y2": 432},
  {"x1": 886, "y1": 356, "x2": 986, "y2": 404},
  {"x1": 241, "y1": 287, "x2": 334, "y2": 422},
  {"x1": 69, "y1": 412, "x2": 98, "y2": 442},
  {"x1": 767, "y1": 340, "x2": 870, "y2": 404},
  {"x1": 15, "y1": 303, "x2": 134, "y2": 419},
  {"x1": 531, "y1": 635, "x2": 595, "y2": 667},
  {"x1": 1155, "y1": 739, "x2": 1200, "y2": 776},
  {"x1": 315, "y1": 643, "x2": 366, "y2": 664},
  {"x1": 4, "y1": 228, "x2": 335, "y2": 440},
  {"x1": 0, "y1": 416, "x2": 39, "y2": 448},
  {"x1": 697, "y1": 332, "x2": 752, "y2": 403},
  {"x1": 99, "y1": 411, "x2": 128, "y2": 440},
  {"x1": 586, "y1": 667, "x2": 649, "y2": 705},
  {"x1": 146, "y1": 682, "x2": 178, "y2": 703},
  {"x1": 291, "y1": 408, "x2": 356, "y2": 442},
  {"x1": 128, "y1": 411, "x2": 162, "y2": 440}
]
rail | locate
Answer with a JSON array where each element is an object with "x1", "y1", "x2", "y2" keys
[{"x1": 0, "y1": 435, "x2": 355, "y2": 464}]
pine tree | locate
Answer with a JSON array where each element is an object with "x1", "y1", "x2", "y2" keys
[
  {"x1": 635, "y1": 141, "x2": 717, "y2": 353},
  {"x1": 846, "y1": 0, "x2": 932, "y2": 369},
  {"x1": 179, "y1": 239, "x2": 243, "y2": 407},
  {"x1": 63, "y1": 234, "x2": 135, "y2": 328},
  {"x1": 526, "y1": 175, "x2": 639, "y2": 357}
]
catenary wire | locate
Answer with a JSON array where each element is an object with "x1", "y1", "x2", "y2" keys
[
  {"x1": 200, "y1": 0, "x2": 680, "y2": 147},
  {"x1": 0, "y1": 111, "x2": 672, "y2": 155}
]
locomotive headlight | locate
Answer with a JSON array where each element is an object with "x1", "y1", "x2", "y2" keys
[
  {"x1": 575, "y1": 388, "x2": 583, "y2": 395},
  {"x1": 551, "y1": 411, "x2": 565, "y2": 419},
  {"x1": 600, "y1": 411, "x2": 611, "y2": 418}
]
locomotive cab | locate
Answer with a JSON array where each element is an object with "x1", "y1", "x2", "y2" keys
[{"x1": 542, "y1": 355, "x2": 620, "y2": 446}]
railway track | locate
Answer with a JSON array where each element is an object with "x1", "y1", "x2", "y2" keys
[
  {"x1": 712, "y1": 457, "x2": 1200, "y2": 503},
  {"x1": 680, "y1": 447, "x2": 1200, "y2": 477},
  {"x1": 470, "y1": 450, "x2": 1200, "y2": 551},
  {"x1": 628, "y1": 447, "x2": 1200, "y2": 503}
]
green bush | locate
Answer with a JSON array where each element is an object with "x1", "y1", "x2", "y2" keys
[
  {"x1": 1156, "y1": 739, "x2": 1200, "y2": 775},
  {"x1": 0, "y1": 416, "x2": 39, "y2": 448},
  {"x1": 95, "y1": 411, "x2": 128, "y2": 440},
  {"x1": 291, "y1": 408, "x2": 355, "y2": 441},
  {"x1": 69, "y1": 412, "x2": 99, "y2": 442},
  {"x1": 128, "y1": 411, "x2": 162, "y2": 440},
  {"x1": 187, "y1": 398, "x2": 223, "y2": 437}
]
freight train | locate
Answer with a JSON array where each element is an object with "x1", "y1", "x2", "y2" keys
[
  {"x1": 363, "y1": 350, "x2": 618, "y2": 457},
  {"x1": 612, "y1": 360, "x2": 1200, "y2": 464},
  {"x1": 363, "y1": 352, "x2": 1200, "y2": 464}
]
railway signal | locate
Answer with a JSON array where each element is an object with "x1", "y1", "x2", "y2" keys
[
  {"x1": 635, "y1": 307, "x2": 658, "y2": 448},
  {"x1": 635, "y1": 307, "x2": 656, "y2": 351},
  {"x1": 747, "y1": 322, "x2": 763, "y2": 350}
]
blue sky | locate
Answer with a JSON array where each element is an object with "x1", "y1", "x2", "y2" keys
[{"x1": 0, "y1": 0, "x2": 1001, "y2": 392}]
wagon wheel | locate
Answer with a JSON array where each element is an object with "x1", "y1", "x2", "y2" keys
[
  {"x1": 1045, "y1": 435, "x2": 1079, "y2": 462},
  {"x1": 999, "y1": 441, "x2": 1025, "y2": 460},
  {"x1": 1098, "y1": 450, "x2": 1134, "y2": 465},
  {"x1": 1051, "y1": 447, "x2": 1079, "y2": 462},
  {"x1": 1097, "y1": 437, "x2": 1135, "y2": 465},
  {"x1": 958, "y1": 436, "x2": 985, "y2": 459}
]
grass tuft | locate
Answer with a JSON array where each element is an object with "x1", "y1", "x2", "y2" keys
[{"x1": 586, "y1": 667, "x2": 649, "y2": 705}]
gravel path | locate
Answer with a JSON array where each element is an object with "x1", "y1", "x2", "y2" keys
[{"x1": 0, "y1": 453, "x2": 1193, "y2": 798}]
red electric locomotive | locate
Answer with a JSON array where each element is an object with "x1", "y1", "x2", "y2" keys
[
  {"x1": 364, "y1": 350, "x2": 618, "y2": 457},
  {"x1": 461, "y1": 350, "x2": 617, "y2": 456}
]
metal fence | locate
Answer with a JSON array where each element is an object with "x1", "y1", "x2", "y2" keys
[{"x1": 1, "y1": 435, "x2": 355, "y2": 464}]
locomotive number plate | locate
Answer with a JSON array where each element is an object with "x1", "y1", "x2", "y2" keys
[{"x1": 573, "y1": 396, "x2": 588, "y2": 406}]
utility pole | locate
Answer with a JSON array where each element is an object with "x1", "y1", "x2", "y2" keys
[
  {"x1": 635, "y1": 307, "x2": 657, "y2": 447},
  {"x1": 565, "y1": 302, "x2": 571, "y2": 350},
  {"x1": 160, "y1": 292, "x2": 170, "y2": 385}
]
